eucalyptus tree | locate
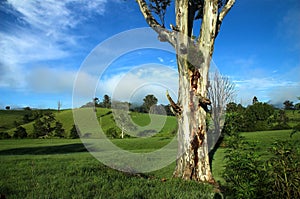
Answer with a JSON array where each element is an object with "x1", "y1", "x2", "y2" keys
[{"x1": 136, "y1": 0, "x2": 235, "y2": 182}]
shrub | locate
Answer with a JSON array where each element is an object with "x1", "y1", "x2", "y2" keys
[
  {"x1": 223, "y1": 134, "x2": 300, "y2": 198},
  {"x1": 54, "y1": 121, "x2": 65, "y2": 138},
  {"x1": 106, "y1": 127, "x2": 120, "y2": 138},
  {"x1": 69, "y1": 124, "x2": 80, "y2": 139},
  {"x1": 272, "y1": 123, "x2": 291, "y2": 130},
  {"x1": 0, "y1": 132, "x2": 11, "y2": 139},
  {"x1": 223, "y1": 134, "x2": 266, "y2": 198},
  {"x1": 32, "y1": 112, "x2": 56, "y2": 138},
  {"x1": 265, "y1": 140, "x2": 300, "y2": 198},
  {"x1": 13, "y1": 126, "x2": 27, "y2": 139}
]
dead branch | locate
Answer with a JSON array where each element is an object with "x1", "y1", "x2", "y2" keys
[
  {"x1": 166, "y1": 90, "x2": 181, "y2": 115},
  {"x1": 136, "y1": 0, "x2": 176, "y2": 47}
]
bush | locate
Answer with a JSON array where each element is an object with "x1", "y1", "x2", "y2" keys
[
  {"x1": 265, "y1": 140, "x2": 300, "y2": 198},
  {"x1": 54, "y1": 121, "x2": 65, "y2": 138},
  {"x1": 291, "y1": 123, "x2": 300, "y2": 137},
  {"x1": 272, "y1": 123, "x2": 291, "y2": 130},
  {"x1": 13, "y1": 126, "x2": 27, "y2": 139},
  {"x1": 106, "y1": 127, "x2": 120, "y2": 139},
  {"x1": 32, "y1": 112, "x2": 56, "y2": 138},
  {"x1": 69, "y1": 124, "x2": 80, "y2": 139},
  {"x1": 0, "y1": 132, "x2": 11, "y2": 139},
  {"x1": 223, "y1": 134, "x2": 300, "y2": 198},
  {"x1": 223, "y1": 135, "x2": 266, "y2": 198}
]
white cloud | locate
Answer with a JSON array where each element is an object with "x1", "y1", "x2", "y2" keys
[
  {"x1": 0, "y1": 30, "x2": 70, "y2": 88},
  {"x1": 0, "y1": 31, "x2": 69, "y2": 66},
  {"x1": 3, "y1": 0, "x2": 109, "y2": 56},
  {"x1": 26, "y1": 67, "x2": 76, "y2": 93},
  {"x1": 96, "y1": 65, "x2": 179, "y2": 104},
  {"x1": 6, "y1": 0, "x2": 108, "y2": 31},
  {"x1": 0, "y1": 0, "x2": 110, "y2": 89},
  {"x1": 158, "y1": 57, "x2": 164, "y2": 63},
  {"x1": 268, "y1": 85, "x2": 300, "y2": 106},
  {"x1": 233, "y1": 67, "x2": 300, "y2": 106}
]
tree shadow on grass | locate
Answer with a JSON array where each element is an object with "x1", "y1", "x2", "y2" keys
[{"x1": 0, "y1": 143, "x2": 89, "y2": 155}]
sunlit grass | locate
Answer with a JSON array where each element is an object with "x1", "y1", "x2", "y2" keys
[{"x1": 0, "y1": 139, "x2": 214, "y2": 199}]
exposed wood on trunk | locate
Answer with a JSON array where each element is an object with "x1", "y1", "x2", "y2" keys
[{"x1": 136, "y1": 0, "x2": 235, "y2": 183}]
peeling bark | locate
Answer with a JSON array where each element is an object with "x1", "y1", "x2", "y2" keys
[{"x1": 136, "y1": 0, "x2": 235, "y2": 183}]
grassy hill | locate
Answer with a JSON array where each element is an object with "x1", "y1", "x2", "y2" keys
[
  {"x1": 0, "y1": 110, "x2": 28, "y2": 131},
  {"x1": 3, "y1": 108, "x2": 300, "y2": 138},
  {"x1": 285, "y1": 109, "x2": 300, "y2": 127},
  {"x1": 5, "y1": 109, "x2": 76, "y2": 137},
  {"x1": 5, "y1": 108, "x2": 178, "y2": 138}
]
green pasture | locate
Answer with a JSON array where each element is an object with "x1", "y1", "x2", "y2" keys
[
  {"x1": 0, "y1": 138, "x2": 214, "y2": 198},
  {"x1": 0, "y1": 110, "x2": 27, "y2": 131},
  {"x1": 1, "y1": 129, "x2": 299, "y2": 198}
]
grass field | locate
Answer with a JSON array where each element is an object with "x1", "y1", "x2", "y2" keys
[
  {"x1": 0, "y1": 138, "x2": 215, "y2": 199},
  {"x1": 1, "y1": 129, "x2": 299, "y2": 198},
  {"x1": 1, "y1": 108, "x2": 299, "y2": 198}
]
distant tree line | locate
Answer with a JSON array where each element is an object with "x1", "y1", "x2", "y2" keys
[
  {"x1": 81, "y1": 94, "x2": 112, "y2": 109},
  {"x1": 81, "y1": 94, "x2": 174, "y2": 116},
  {"x1": 222, "y1": 96, "x2": 300, "y2": 136}
]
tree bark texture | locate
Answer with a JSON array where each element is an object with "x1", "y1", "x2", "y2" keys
[{"x1": 136, "y1": 0, "x2": 235, "y2": 182}]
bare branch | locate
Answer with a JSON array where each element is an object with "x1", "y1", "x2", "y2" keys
[
  {"x1": 166, "y1": 90, "x2": 181, "y2": 115},
  {"x1": 208, "y1": 70, "x2": 235, "y2": 134},
  {"x1": 148, "y1": 0, "x2": 171, "y2": 27},
  {"x1": 136, "y1": 0, "x2": 176, "y2": 46},
  {"x1": 218, "y1": 0, "x2": 235, "y2": 23}
]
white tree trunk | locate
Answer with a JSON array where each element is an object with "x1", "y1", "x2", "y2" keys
[
  {"x1": 136, "y1": 0, "x2": 235, "y2": 183},
  {"x1": 121, "y1": 127, "x2": 124, "y2": 139},
  {"x1": 170, "y1": 0, "x2": 218, "y2": 182}
]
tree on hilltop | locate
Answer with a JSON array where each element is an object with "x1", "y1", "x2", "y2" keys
[
  {"x1": 283, "y1": 100, "x2": 294, "y2": 110},
  {"x1": 102, "y1": 94, "x2": 111, "y2": 108},
  {"x1": 143, "y1": 94, "x2": 158, "y2": 113}
]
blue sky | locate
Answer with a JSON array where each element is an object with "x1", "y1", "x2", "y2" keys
[{"x1": 0, "y1": 0, "x2": 299, "y2": 109}]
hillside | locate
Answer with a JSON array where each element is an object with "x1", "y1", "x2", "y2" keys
[
  {"x1": 3, "y1": 107, "x2": 299, "y2": 138},
  {"x1": 0, "y1": 110, "x2": 27, "y2": 131},
  {"x1": 5, "y1": 108, "x2": 178, "y2": 138},
  {"x1": 285, "y1": 109, "x2": 300, "y2": 127}
]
